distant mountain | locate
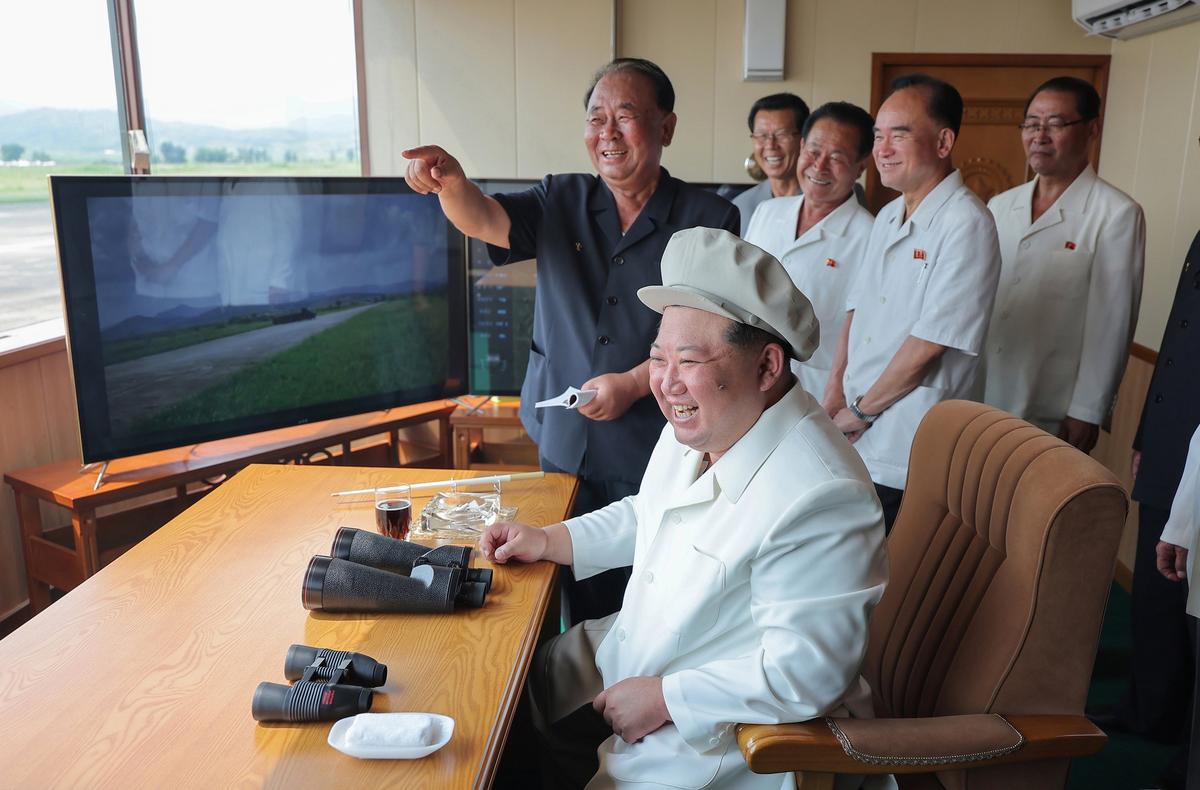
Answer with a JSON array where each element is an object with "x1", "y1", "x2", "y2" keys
[
  {"x1": 103, "y1": 303, "x2": 260, "y2": 340},
  {"x1": 0, "y1": 107, "x2": 358, "y2": 162},
  {"x1": 0, "y1": 108, "x2": 122, "y2": 156}
]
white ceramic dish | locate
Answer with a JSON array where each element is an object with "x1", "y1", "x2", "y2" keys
[{"x1": 327, "y1": 713, "x2": 455, "y2": 759}]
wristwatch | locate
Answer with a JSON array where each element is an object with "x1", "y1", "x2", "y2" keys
[{"x1": 849, "y1": 395, "x2": 881, "y2": 424}]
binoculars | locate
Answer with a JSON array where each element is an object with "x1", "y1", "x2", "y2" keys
[
  {"x1": 252, "y1": 644, "x2": 387, "y2": 723},
  {"x1": 302, "y1": 528, "x2": 494, "y2": 614}
]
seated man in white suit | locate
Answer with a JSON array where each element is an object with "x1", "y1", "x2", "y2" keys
[
  {"x1": 745, "y1": 101, "x2": 876, "y2": 402},
  {"x1": 480, "y1": 227, "x2": 888, "y2": 790}
]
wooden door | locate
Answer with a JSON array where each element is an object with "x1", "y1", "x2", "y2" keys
[{"x1": 866, "y1": 54, "x2": 1111, "y2": 213}]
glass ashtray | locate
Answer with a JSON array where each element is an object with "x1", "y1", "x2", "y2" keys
[{"x1": 414, "y1": 490, "x2": 518, "y2": 538}]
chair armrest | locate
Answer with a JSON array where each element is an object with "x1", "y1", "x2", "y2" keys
[{"x1": 737, "y1": 714, "x2": 1106, "y2": 775}]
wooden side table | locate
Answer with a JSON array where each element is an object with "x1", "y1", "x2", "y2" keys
[
  {"x1": 451, "y1": 398, "x2": 540, "y2": 471},
  {"x1": 4, "y1": 401, "x2": 456, "y2": 613}
]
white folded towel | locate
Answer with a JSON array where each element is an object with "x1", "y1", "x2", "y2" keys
[{"x1": 344, "y1": 713, "x2": 435, "y2": 747}]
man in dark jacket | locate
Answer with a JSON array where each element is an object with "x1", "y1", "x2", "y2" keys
[
  {"x1": 403, "y1": 59, "x2": 738, "y2": 624},
  {"x1": 1101, "y1": 229, "x2": 1200, "y2": 789}
]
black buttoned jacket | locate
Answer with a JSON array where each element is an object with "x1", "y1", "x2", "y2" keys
[{"x1": 489, "y1": 169, "x2": 739, "y2": 484}]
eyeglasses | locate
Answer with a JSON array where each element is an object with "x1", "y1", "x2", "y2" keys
[
  {"x1": 1017, "y1": 118, "x2": 1089, "y2": 135},
  {"x1": 750, "y1": 130, "x2": 800, "y2": 145}
]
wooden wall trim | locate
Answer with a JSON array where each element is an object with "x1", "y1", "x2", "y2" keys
[
  {"x1": 867, "y1": 52, "x2": 1112, "y2": 213},
  {"x1": 353, "y1": 0, "x2": 370, "y2": 177},
  {"x1": 871, "y1": 52, "x2": 1113, "y2": 69},
  {"x1": 869, "y1": 52, "x2": 1113, "y2": 113},
  {"x1": 1130, "y1": 342, "x2": 1158, "y2": 365},
  {"x1": 0, "y1": 335, "x2": 66, "y2": 372},
  {"x1": 1114, "y1": 561, "x2": 1133, "y2": 593}
]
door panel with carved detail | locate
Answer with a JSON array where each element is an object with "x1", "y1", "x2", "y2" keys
[{"x1": 866, "y1": 54, "x2": 1110, "y2": 212}]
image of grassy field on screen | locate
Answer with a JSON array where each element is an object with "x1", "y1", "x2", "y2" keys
[
  {"x1": 101, "y1": 297, "x2": 382, "y2": 366},
  {"x1": 126, "y1": 295, "x2": 447, "y2": 435}
]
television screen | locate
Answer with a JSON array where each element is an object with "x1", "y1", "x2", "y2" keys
[
  {"x1": 466, "y1": 179, "x2": 538, "y2": 396},
  {"x1": 51, "y1": 176, "x2": 468, "y2": 463}
]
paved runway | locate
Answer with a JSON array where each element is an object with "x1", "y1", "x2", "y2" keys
[
  {"x1": 104, "y1": 303, "x2": 376, "y2": 434},
  {"x1": 0, "y1": 202, "x2": 59, "y2": 333}
]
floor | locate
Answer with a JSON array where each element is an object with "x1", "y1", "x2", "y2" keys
[{"x1": 1069, "y1": 583, "x2": 1186, "y2": 790}]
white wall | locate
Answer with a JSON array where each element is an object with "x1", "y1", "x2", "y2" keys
[
  {"x1": 362, "y1": 0, "x2": 611, "y2": 178},
  {"x1": 622, "y1": 0, "x2": 1110, "y2": 182},
  {"x1": 1099, "y1": 22, "x2": 1200, "y2": 348},
  {"x1": 360, "y1": 0, "x2": 1198, "y2": 351}
]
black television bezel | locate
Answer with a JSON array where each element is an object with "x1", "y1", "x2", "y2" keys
[{"x1": 50, "y1": 175, "x2": 469, "y2": 464}]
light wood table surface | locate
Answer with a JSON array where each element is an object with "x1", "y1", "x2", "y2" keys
[{"x1": 0, "y1": 463, "x2": 577, "y2": 789}]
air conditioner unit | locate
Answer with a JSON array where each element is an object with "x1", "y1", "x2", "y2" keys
[{"x1": 1073, "y1": 0, "x2": 1200, "y2": 39}]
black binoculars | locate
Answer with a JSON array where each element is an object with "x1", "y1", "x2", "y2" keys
[
  {"x1": 284, "y1": 643, "x2": 387, "y2": 686},
  {"x1": 252, "y1": 644, "x2": 387, "y2": 723},
  {"x1": 301, "y1": 528, "x2": 493, "y2": 614}
]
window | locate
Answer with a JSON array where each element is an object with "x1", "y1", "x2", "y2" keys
[
  {"x1": 0, "y1": 1, "x2": 124, "y2": 334},
  {"x1": 0, "y1": 0, "x2": 362, "y2": 336},
  {"x1": 135, "y1": 0, "x2": 360, "y2": 176}
]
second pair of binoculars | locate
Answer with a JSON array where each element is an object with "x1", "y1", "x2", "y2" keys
[
  {"x1": 302, "y1": 527, "x2": 494, "y2": 614},
  {"x1": 252, "y1": 644, "x2": 387, "y2": 723}
]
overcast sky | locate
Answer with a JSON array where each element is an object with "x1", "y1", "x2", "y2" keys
[{"x1": 1, "y1": 0, "x2": 358, "y2": 128}]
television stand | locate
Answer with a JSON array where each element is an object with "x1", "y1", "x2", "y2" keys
[
  {"x1": 450, "y1": 397, "x2": 539, "y2": 470},
  {"x1": 5, "y1": 400, "x2": 456, "y2": 614}
]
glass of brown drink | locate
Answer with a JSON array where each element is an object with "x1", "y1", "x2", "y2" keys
[{"x1": 374, "y1": 484, "x2": 412, "y2": 540}]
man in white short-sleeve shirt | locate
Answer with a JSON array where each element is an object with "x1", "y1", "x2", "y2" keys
[
  {"x1": 745, "y1": 101, "x2": 876, "y2": 401},
  {"x1": 981, "y1": 76, "x2": 1144, "y2": 452},
  {"x1": 827, "y1": 74, "x2": 1001, "y2": 528}
]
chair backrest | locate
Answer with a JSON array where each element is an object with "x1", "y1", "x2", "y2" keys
[{"x1": 866, "y1": 400, "x2": 1126, "y2": 723}]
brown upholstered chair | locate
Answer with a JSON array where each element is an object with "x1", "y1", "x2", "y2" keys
[{"x1": 738, "y1": 400, "x2": 1128, "y2": 790}]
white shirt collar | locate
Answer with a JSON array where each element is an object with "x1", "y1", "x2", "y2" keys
[
  {"x1": 798, "y1": 192, "x2": 861, "y2": 242},
  {"x1": 683, "y1": 380, "x2": 815, "y2": 504},
  {"x1": 1008, "y1": 163, "x2": 1098, "y2": 215},
  {"x1": 904, "y1": 169, "x2": 965, "y2": 231}
]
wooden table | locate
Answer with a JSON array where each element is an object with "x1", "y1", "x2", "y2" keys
[
  {"x1": 4, "y1": 400, "x2": 456, "y2": 613},
  {"x1": 0, "y1": 463, "x2": 577, "y2": 789}
]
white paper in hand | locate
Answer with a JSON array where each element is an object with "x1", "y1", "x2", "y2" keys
[{"x1": 535, "y1": 386, "x2": 598, "y2": 410}]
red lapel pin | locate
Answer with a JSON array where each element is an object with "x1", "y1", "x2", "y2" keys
[
  {"x1": 1064, "y1": 241, "x2": 1077, "y2": 250},
  {"x1": 913, "y1": 248, "x2": 927, "y2": 261},
  {"x1": 825, "y1": 258, "x2": 837, "y2": 268}
]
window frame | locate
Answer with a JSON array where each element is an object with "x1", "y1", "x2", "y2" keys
[{"x1": 0, "y1": 0, "x2": 369, "y2": 351}]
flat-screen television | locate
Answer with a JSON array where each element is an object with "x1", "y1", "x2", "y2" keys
[{"x1": 51, "y1": 176, "x2": 468, "y2": 463}]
